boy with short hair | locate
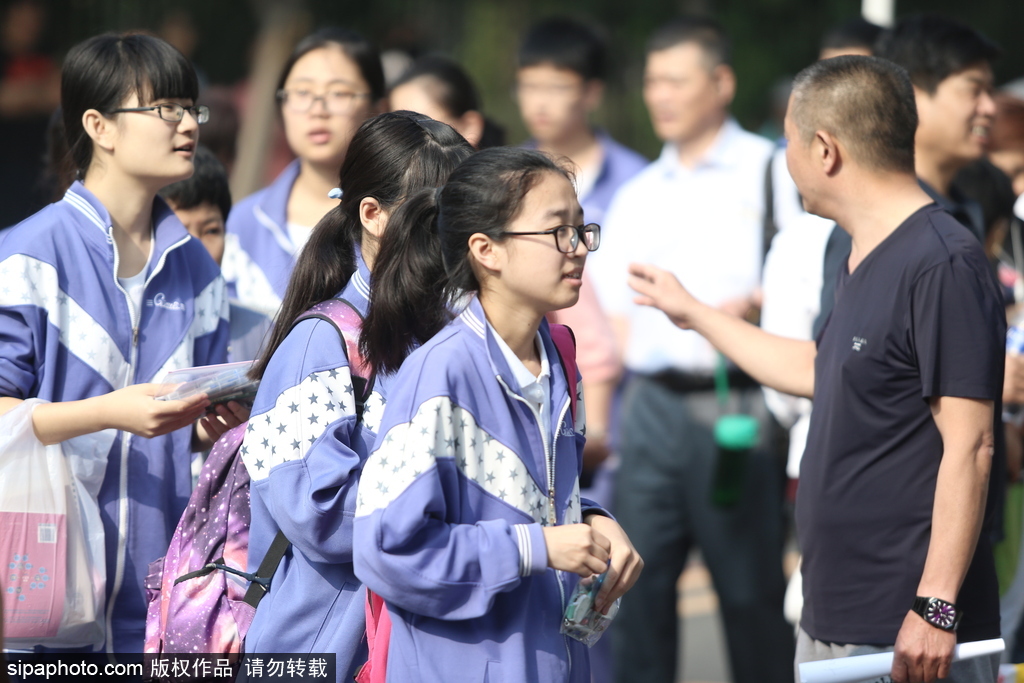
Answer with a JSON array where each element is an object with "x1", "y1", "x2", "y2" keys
[{"x1": 516, "y1": 17, "x2": 647, "y2": 227}]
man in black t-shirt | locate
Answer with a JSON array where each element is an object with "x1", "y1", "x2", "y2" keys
[{"x1": 628, "y1": 55, "x2": 1004, "y2": 683}]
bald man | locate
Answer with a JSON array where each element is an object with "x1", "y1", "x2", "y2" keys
[{"x1": 629, "y1": 55, "x2": 1004, "y2": 683}]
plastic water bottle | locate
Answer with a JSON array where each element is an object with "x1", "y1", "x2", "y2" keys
[{"x1": 711, "y1": 414, "x2": 759, "y2": 507}]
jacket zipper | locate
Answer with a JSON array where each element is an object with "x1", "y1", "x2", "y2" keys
[
  {"x1": 496, "y1": 375, "x2": 574, "y2": 669},
  {"x1": 103, "y1": 228, "x2": 189, "y2": 655}
]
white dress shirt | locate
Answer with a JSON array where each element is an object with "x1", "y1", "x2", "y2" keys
[
  {"x1": 592, "y1": 118, "x2": 774, "y2": 374},
  {"x1": 490, "y1": 323, "x2": 552, "y2": 446},
  {"x1": 760, "y1": 208, "x2": 833, "y2": 477}
]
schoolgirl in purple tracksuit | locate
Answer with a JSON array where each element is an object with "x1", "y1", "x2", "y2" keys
[
  {"x1": 353, "y1": 148, "x2": 644, "y2": 682},
  {"x1": 222, "y1": 28, "x2": 384, "y2": 314},
  {"x1": 239, "y1": 112, "x2": 473, "y2": 681},
  {"x1": 0, "y1": 33, "x2": 239, "y2": 653}
]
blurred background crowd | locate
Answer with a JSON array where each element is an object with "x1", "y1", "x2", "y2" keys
[{"x1": 3, "y1": 1, "x2": 1024, "y2": 682}]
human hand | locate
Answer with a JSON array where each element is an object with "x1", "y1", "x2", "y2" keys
[
  {"x1": 194, "y1": 401, "x2": 251, "y2": 450},
  {"x1": 628, "y1": 263, "x2": 702, "y2": 330},
  {"x1": 585, "y1": 514, "x2": 644, "y2": 613},
  {"x1": 100, "y1": 383, "x2": 210, "y2": 438},
  {"x1": 890, "y1": 610, "x2": 956, "y2": 683},
  {"x1": 542, "y1": 524, "x2": 611, "y2": 577}
]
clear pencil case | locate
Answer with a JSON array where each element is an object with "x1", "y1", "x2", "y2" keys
[
  {"x1": 560, "y1": 570, "x2": 620, "y2": 646},
  {"x1": 156, "y1": 361, "x2": 260, "y2": 405}
]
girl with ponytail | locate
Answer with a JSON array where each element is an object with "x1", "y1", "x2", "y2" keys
[
  {"x1": 353, "y1": 147, "x2": 644, "y2": 682},
  {"x1": 240, "y1": 111, "x2": 473, "y2": 678}
]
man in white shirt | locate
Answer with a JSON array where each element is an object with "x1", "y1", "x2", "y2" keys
[{"x1": 592, "y1": 16, "x2": 793, "y2": 683}]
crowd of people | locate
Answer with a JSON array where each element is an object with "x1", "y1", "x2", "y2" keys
[{"x1": 2, "y1": 5, "x2": 1024, "y2": 683}]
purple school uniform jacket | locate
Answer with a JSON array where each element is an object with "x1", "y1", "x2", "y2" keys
[
  {"x1": 241, "y1": 252, "x2": 384, "y2": 681},
  {"x1": 0, "y1": 182, "x2": 229, "y2": 652},
  {"x1": 222, "y1": 160, "x2": 301, "y2": 314},
  {"x1": 353, "y1": 297, "x2": 606, "y2": 683}
]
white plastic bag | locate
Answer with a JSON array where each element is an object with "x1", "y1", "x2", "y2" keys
[{"x1": 0, "y1": 399, "x2": 106, "y2": 649}]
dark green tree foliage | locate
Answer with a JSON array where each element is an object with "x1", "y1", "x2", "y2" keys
[{"x1": 36, "y1": 0, "x2": 1024, "y2": 156}]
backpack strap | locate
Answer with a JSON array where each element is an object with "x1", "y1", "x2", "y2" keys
[
  {"x1": 242, "y1": 530, "x2": 291, "y2": 608},
  {"x1": 550, "y1": 324, "x2": 579, "y2": 425},
  {"x1": 292, "y1": 297, "x2": 376, "y2": 419},
  {"x1": 243, "y1": 298, "x2": 375, "y2": 609}
]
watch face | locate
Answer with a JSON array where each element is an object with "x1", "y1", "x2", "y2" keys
[{"x1": 926, "y1": 600, "x2": 957, "y2": 629}]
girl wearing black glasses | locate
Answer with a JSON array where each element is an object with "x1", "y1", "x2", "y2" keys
[
  {"x1": 222, "y1": 28, "x2": 384, "y2": 317},
  {"x1": 353, "y1": 148, "x2": 642, "y2": 683},
  {"x1": 0, "y1": 32, "x2": 241, "y2": 653}
]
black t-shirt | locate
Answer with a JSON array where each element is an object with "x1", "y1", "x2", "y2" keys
[{"x1": 797, "y1": 204, "x2": 1005, "y2": 645}]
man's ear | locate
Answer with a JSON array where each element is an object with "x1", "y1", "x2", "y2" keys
[
  {"x1": 583, "y1": 79, "x2": 605, "y2": 113},
  {"x1": 712, "y1": 64, "x2": 736, "y2": 107},
  {"x1": 457, "y1": 110, "x2": 485, "y2": 149},
  {"x1": 82, "y1": 108, "x2": 116, "y2": 154},
  {"x1": 817, "y1": 130, "x2": 842, "y2": 176},
  {"x1": 912, "y1": 84, "x2": 935, "y2": 129},
  {"x1": 467, "y1": 232, "x2": 503, "y2": 276},
  {"x1": 359, "y1": 197, "x2": 388, "y2": 238}
]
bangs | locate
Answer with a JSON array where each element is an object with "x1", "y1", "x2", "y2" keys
[{"x1": 119, "y1": 33, "x2": 199, "y2": 105}]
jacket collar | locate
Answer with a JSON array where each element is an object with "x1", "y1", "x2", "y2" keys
[
  {"x1": 62, "y1": 181, "x2": 192, "y2": 269},
  {"x1": 345, "y1": 243, "x2": 373, "y2": 314},
  {"x1": 257, "y1": 159, "x2": 302, "y2": 237},
  {"x1": 457, "y1": 296, "x2": 568, "y2": 404}
]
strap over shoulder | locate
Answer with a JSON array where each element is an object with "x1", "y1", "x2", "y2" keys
[
  {"x1": 549, "y1": 323, "x2": 578, "y2": 424},
  {"x1": 292, "y1": 298, "x2": 375, "y2": 410}
]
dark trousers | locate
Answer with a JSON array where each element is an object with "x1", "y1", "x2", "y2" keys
[{"x1": 612, "y1": 374, "x2": 794, "y2": 683}]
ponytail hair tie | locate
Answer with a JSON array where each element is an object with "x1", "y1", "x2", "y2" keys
[{"x1": 328, "y1": 187, "x2": 342, "y2": 199}]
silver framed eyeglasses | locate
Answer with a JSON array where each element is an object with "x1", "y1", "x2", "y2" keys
[
  {"x1": 277, "y1": 88, "x2": 372, "y2": 115},
  {"x1": 504, "y1": 223, "x2": 601, "y2": 254},
  {"x1": 106, "y1": 103, "x2": 210, "y2": 124}
]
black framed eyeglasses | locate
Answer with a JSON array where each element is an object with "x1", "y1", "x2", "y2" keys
[
  {"x1": 106, "y1": 103, "x2": 210, "y2": 124},
  {"x1": 504, "y1": 223, "x2": 601, "y2": 254}
]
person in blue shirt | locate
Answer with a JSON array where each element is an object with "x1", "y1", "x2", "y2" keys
[
  {"x1": 0, "y1": 32, "x2": 242, "y2": 653},
  {"x1": 223, "y1": 28, "x2": 384, "y2": 316},
  {"x1": 515, "y1": 17, "x2": 647, "y2": 229},
  {"x1": 238, "y1": 111, "x2": 473, "y2": 681},
  {"x1": 354, "y1": 147, "x2": 644, "y2": 683}
]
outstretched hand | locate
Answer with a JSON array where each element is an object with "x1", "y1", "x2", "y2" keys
[
  {"x1": 100, "y1": 383, "x2": 211, "y2": 438},
  {"x1": 627, "y1": 263, "x2": 701, "y2": 330}
]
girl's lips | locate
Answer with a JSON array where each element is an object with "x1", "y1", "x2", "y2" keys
[{"x1": 308, "y1": 130, "x2": 332, "y2": 144}]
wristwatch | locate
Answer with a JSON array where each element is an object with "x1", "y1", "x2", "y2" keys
[{"x1": 911, "y1": 596, "x2": 962, "y2": 632}]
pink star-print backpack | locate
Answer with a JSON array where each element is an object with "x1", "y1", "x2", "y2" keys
[{"x1": 143, "y1": 298, "x2": 372, "y2": 659}]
